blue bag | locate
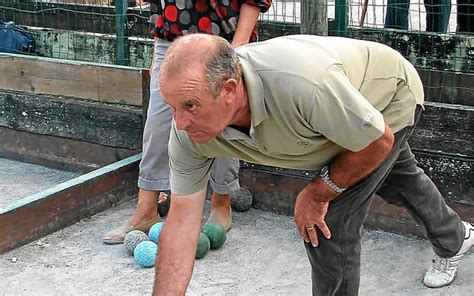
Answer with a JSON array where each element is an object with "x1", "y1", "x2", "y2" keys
[{"x1": 0, "y1": 21, "x2": 41, "y2": 55}]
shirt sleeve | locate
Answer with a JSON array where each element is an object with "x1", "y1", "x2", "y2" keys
[
  {"x1": 168, "y1": 121, "x2": 214, "y2": 196},
  {"x1": 242, "y1": 0, "x2": 272, "y2": 13},
  {"x1": 308, "y1": 66, "x2": 386, "y2": 152}
]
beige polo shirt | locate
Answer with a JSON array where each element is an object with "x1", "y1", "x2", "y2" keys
[{"x1": 168, "y1": 35, "x2": 424, "y2": 195}]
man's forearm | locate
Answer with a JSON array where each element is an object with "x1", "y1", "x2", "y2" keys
[
  {"x1": 231, "y1": 4, "x2": 261, "y2": 47},
  {"x1": 307, "y1": 123, "x2": 395, "y2": 202},
  {"x1": 153, "y1": 189, "x2": 206, "y2": 295}
]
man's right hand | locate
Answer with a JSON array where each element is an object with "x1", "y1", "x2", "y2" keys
[
  {"x1": 152, "y1": 188, "x2": 206, "y2": 295},
  {"x1": 294, "y1": 187, "x2": 331, "y2": 247}
]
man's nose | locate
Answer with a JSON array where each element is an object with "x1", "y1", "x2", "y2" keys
[{"x1": 174, "y1": 110, "x2": 192, "y2": 130}]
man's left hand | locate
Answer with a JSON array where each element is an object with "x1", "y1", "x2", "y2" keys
[{"x1": 294, "y1": 187, "x2": 331, "y2": 247}]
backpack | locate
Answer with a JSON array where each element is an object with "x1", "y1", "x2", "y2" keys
[{"x1": 0, "y1": 21, "x2": 41, "y2": 55}]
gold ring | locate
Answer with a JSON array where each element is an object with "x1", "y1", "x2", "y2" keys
[{"x1": 306, "y1": 226, "x2": 315, "y2": 231}]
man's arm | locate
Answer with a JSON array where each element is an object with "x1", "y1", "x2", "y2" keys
[
  {"x1": 294, "y1": 122, "x2": 395, "y2": 246},
  {"x1": 231, "y1": 4, "x2": 263, "y2": 48},
  {"x1": 153, "y1": 188, "x2": 207, "y2": 295}
]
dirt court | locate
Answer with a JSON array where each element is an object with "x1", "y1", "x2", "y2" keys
[
  {"x1": 0, "y1": 158, "x2": 78, "y2": 209},
  {"x1": 1, "y1": 197, "x2": 472, "y2": 295}
]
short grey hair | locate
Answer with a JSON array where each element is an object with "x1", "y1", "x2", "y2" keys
[{"x1": 205, "y1": 37, "x2": 242, "y2": 98}]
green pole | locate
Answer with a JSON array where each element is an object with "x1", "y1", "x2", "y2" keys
[
  {"x1": 334, "y1": 0, "x2": 348, "y2": 36},
  {"x1": 115, "y1": 0, "x2": 129, "y2": 65}
]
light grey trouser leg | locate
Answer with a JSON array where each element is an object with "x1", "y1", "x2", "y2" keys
[
  {"x1": 138, "y1": 39, "x2": 240, "y2": 194},
  {"x1": 305, "y1": 106, "x2": 463, "y2": 295}
]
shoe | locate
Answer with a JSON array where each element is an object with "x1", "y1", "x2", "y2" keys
[
  {"x1": 423, "y1": 221, "x2": 474, "y2": 288},
  {"x1": 103, "y1": 218, "x2": 159, "y2": 245}
]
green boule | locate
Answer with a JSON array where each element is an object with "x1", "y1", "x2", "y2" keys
[
  {"x1": 202, "y1": 223, "x2": 227, "y2": 249},
  {"x1": 196, "y1": 232, "x2": 210, "y2": 259}
]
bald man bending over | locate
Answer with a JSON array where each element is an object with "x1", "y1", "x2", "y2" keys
[{"x1": 152, "y1": 34, "x2": 473, "y2": 295}]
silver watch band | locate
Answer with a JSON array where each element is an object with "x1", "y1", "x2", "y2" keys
[{"x1": 319, "y1": 165, "x2": 346, "y2": 193}]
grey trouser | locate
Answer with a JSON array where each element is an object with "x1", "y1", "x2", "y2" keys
[
  {"x1": 138, "y1": 39, "x2": 240, "y2": 194},
  {"x1": 305, "y1": 106, "x2": 464, "y2": 296}
]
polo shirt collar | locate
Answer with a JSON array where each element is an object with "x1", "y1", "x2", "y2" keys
[{"x1": 238, "y1": 57, "x2": 268, "y2": 127}]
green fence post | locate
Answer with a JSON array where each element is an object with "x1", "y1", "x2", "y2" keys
[
  {"x1": 115, "y1": 0, "x2": 129, "y2": 65},
  {"x1": 334, "y1": 0, "x2": 348, "y2": 36}
]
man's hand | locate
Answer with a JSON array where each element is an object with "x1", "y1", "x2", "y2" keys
[
  {"x1": 294, "y1": 186, "x2": 331, "y2": 247},
  {"x1": 152, "y1": 188, "x2": 206, "y2": 295}
]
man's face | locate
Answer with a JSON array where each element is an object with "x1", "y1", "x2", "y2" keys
[{"x1": 160, "y1": 71, "x2": 233, "y2": 144}]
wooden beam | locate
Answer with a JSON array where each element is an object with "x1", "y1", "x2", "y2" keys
[
  {"x1": 239, "y1": 158, "x2": 473, "y2": 238},
  {"x1": 0, "y1": 154, "x2": 141, "y2": 254},
  {"x1": 411, "y1": 102, "x2": 473, "y2": 156},
  {"x1": 240, "y1": 146, "x2": 473, "y2": 208},
  {"x1": 0, "y1": 91, "x2": 143, "y2": 149},
  {"x1": 418, "y1": 69, "x2": 474, "y2": 106},
  {"x1": 0, "y1": 54, "x2": 145, "y2": 106},
  {"x1": 0, "y1": 126, "x2": 137, "y2": 173}
]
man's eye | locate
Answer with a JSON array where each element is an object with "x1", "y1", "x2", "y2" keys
[{"x1": 185, "y1": 103, "x2": 197, "y2": 112}]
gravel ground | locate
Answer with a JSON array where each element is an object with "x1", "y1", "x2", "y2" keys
[
  {"x1": 0, "y1": 158, "x2": 78, "y2": 209},
  {"x1": 1, "y1": 199, "x2": 472, "y2": 296}
]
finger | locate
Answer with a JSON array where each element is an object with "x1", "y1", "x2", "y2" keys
[
  {"x1": 300, "y1": 225, "x2": 310, "y2": 243},
  {"x1": 158, "y1": 192, "x2": 168, "y2": 203},
  {"x1": 316, "y1": 221, "x2": 331, "y2": 239},
  {"x1": 306, "y1": 226, "x2": 319, "y2": 247},
  {"x1": 295, "y1": 217, "x2": 310, "y2": 243}
]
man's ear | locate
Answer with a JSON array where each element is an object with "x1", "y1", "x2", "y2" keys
[{"x1": 221, "y1": 78, "x2": 238, "y2": 98}]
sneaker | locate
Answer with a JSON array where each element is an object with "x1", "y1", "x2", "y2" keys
[{"x1": 423, "y1": 221, "x2": 474, "y2": 288}]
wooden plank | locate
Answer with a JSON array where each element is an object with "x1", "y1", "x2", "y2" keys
[
  {"x1": 418, "y1": 69, "x2": 474, "y2": 106},
  {"x1": 0, "y1": 91, "x2": 143, "y2": 149},
  {"x1": 365, "y1": 196, "x2": 474, "y2": 238},
  {"x1": 0, "y1": 154, "x2": 141, "y2": 254},
  {"x1": 240, "y1": 159, "x2": 473, "y2": 237},
  {"x1": 0, "y1": 126, "x2": 137, "y2": 173},
  {"x1": 414, "y1": 151, "x2": 473, "y2": 204},
  {"x1": 240, "y1": 148, "x2": 472, "y2": 208},
  {"x1": 0, "y1": 54, "x2": 144, "y2": 106},
  {"x1": 411, "y1": 102, "x2": 473, "y2": 156}
]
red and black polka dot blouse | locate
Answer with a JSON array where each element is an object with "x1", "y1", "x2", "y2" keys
[{"x1": 147, "y1": 0, "x2": 272, "y2": 42}]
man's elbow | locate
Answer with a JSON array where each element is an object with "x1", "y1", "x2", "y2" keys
[{"x1": 379, "y1": 123, "x2": 395, "y2": 156}]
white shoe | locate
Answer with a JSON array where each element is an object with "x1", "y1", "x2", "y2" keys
[{"x1": 423, "y1": 221, "x2": 474, "y2": 288}]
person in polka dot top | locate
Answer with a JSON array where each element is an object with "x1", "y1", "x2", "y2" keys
[
  {"x1": 102, "y1": 0, "x2": 271, "y2": 245},
  {"x1": 150, "y1": 0, "x2": 272, "y2": 45}
]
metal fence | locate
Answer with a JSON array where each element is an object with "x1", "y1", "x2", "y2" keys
[{"x1": 1, "y1": 1, "x2": 472, "y2": 81}]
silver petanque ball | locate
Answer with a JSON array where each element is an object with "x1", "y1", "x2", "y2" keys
[
  {"x1": 124, "y1": 230, "x2": 149, "y2": 256},
  {"x1": 230, "y1": 187, "x2": 253, "y2": 212}
]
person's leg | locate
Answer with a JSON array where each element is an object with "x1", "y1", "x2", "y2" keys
[
  {"x1": 377, "y1": 143, "x2": 464, "y2": 255},
  {"x1": 376, "y1": 143, "x2": 472, "y2": 288},
  {"x1": 385, "y1": 0, "x2": 410, "y2": 30},
  {"x1": 208, "y1": 157, "x2": 240, "y2": 231},
  {"x1": 425, "y1": 0, "x2": 451, "y2": 32},
  {"x1": 306, "y1": 125, "x2": 414, "y2": 295},
  {"x1": 457, "y1": 0, "x2": 474, "y2": 33},
  {"x1": 103, "y1": 39, "x2": 172, "y2": 244}
]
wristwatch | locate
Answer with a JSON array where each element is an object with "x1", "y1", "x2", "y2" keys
[{"x1": 319, "y1": 165, "x2": 346, "y2": 193}]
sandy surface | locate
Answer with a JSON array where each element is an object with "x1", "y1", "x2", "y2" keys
[
  {"x1": 0, "y1": 158, "x2": 79, "y2": 209},
  {"x1": 1, "y1": 199, "x2": 472, "y2": 295}
]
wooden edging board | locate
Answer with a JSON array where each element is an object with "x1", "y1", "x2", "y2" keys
[
  {"x1": 0, "y1": 153, "x2": 141, "y2": 254},
  {"x1": 0, "y1": 53, "x2": 147, "y2": 107}
]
